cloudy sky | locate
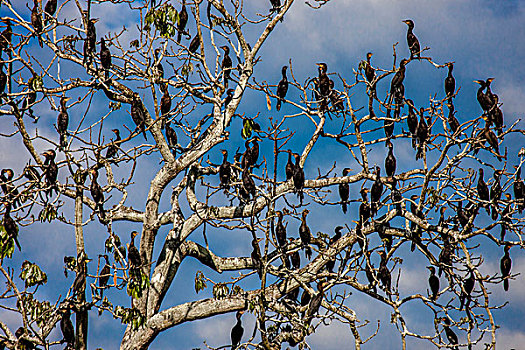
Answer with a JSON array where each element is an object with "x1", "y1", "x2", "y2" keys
[{"x1": 1, "y1": 0, "x2": 524, "y2": 349}]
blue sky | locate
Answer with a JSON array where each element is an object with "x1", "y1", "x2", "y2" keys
[{"x1": 1, "y1": 0, "x2": 525, "y2": 349}]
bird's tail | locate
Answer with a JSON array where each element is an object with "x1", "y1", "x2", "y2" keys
[
  {"x1": 60, "y1": 134, "x2": 67, "y2": 150},
  {"x1": 491, "y1": 205, "x2": 498, "y2": 220},
  {"x1": 504, "y1": 278, "x2": 509, "y2": 292},
  {"x1": 276, "y1": 98, "x2": 282, "y2": 111},
  {"x1": 341, "y1": 202, "x2": 347, "y2": 214}
]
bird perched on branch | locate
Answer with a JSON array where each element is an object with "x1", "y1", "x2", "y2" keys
[
  {"x1": 403, "y1": 19, "x2": 421, "y2": 60},
  {"x1": 176, "y1": 2, "x2": 188, "y2": 44},
  {"x1": 276, "y1": 65, "x2": 288, "y2": 111},
  {"x1": 299, "y1": 209, "x2": 312, "y2": 260},
  {"x1": 230, "y1": 310, "x2": 244, "y2": 349},
  {"x1": 57, "y1": 96, "x2": 71, "y2": 150},
  {"x1": 500, "y1": 244, "x2": 512, "y2": 291},
  {"x1": 220, "y1": 45, "x2": 232, "y2": 88},
  {"x1": 427, "y1": 266, "x2": 439, "y2": 300},
  {"x1": 131, "y1": 94, "x2": 147, "y2": 140}
]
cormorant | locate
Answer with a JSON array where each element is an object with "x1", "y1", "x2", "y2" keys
[
  {"x1": 177, "y1": 2, "x2": 188, "y2": 44},
  {"x1": 299, "y1": 209, "x2": 312, "y2": 259},
  {"x1": 131, "y1": 94, "x2": 147, "y2": 140},
  {"x1": 377, "y1": 250, "x2": 391, "y2": 292},
  {"x1": 23, "y1": 163, "x2": 41, "y2": 183},
  {"x1": 490, "y1": 170, "x2": 502, "y2": 220},
  {"x1": 326, "y1": 226, "x2": 343, "y2": 273},
  {"x1": 105, "y1": 128, "x2": 120, "y2": 160},
  {"x1": 276, "y1": 66, "x2": 288, "y2": 111},
  {"x1": 447, "y1": 104, "x2": 459, "y2": 135},
  {"x1": 289, "y1": 238, "x2": 300, "y2": 270},
  {"x1": 220, "y1": 45, "x2": 232, "y2": 88},
  {"x1": 285, "y1": 150, "x2": 294, "y2": 180},
  {"x1": 415, "y1": 107, "x2": 428, "y2": 160},
  {"x1": 89, "y1": 168, "x2": 106, "y2": 222},
  {"x1": 384, "y1": 107, "x2": 394, "y2": 139},
  {"x1": 385, "y1": 139, "x2": 396, "y2": 178},
  {"x1": 160, "y1": 88, "x2": 171, "y2": 123},
  {"x1": 444, "y1": 62, "x2": 455, "y2": 102},
  {"x1": 370, "y1": 166, "x2": 383, "y2": 217},
  {"x1": 219, "y1": 149, "x2": 231, "y2": 191},
  {"x1": 31, "y1": 0, "x2": 43, "y2": 47},
  {"x1": 153, "y1": 48, "x2": 164, "y2": 82},
  {"x1": 402, "y1": 19, "x2": 420, "y2": 60},
  {"x1": 165, "y1": 121, "x2": 177, "y2": 156},
  {"x1": 241, "y1": 166, "x2": 256, "y2": 200},
  {"x1": 390, "y1": 59, "x2": 408, "y2": 94},
  {"x1": 365, "y1": 250, "x2": 377, "y2": 293},
  {"x1": 410, "y1": 194, "x2": 422, "y2": 252},
  {"x1": 44, "y1": 0, "x2": 57, "y2": 25},
  {"x1": 500, "y1": 244, "x2": 512, "y2": 291},
  {"x1": 275, "y1": 210, "x2": 287, "y2": 249},
  {"x1": 514, "y1": 166, "x2": 524, "y2": 214},
  {"x1": 247, "y1": 137, "x2": 261, "y2": 167},
  {"x1": 316, "y1": 62, "x2": 330, "y2": 97},
  {"x1": 293, "y1": 153, "x2": 305, "y2": 201},
  {"x1": 241, "y1": 140, "x2": 251, "y2": 170},
  {"x1": 406, "y1": 99, "x2": 418, "y2": 149},
  {"x1": 427, "y1": 266, "x2": 439, "y2": 300},
  {"x1": 60, "y1": 307, "x2": 75, "y2": 348},
  {"x1": 390, "y1": 178, "x2": 402, "y2": 213},
  {"x1": 100, "y1": 38, "x2": 112, "y2": 79},
  {"x1": 359, "y1": 187, "x2": 371, "y2": 226},
  {"x1": 43, "y1": 149, "x2": 58, "y2": 197},
  {"x1": 3, "y1": 204, "x2": 20, "y2": 250},
  {"x1": 459, "y1": 270, "x2": 474, "y2": 311},
  {"x1": 1, "y1": 169, "x2": 20, "y2": 208},
  {"x1": 477, "y1": 168, "x2": 490, "y2": 215},
  {"x1": 128, "y1": 231, "x2": 141, "y2": 267},
  {"x1": 338, "y1": 168, "x2": 351, "y2": 213},
  {"x1": 364, "y1": 52, "x2": 375, "y2": 96},
  {"x1": 223, "y1": 88, "x2": 234, "y2": 110},
  {"x1": 83, "y1": 18, "x2": 99, "y2": 66},
  {"x1": 480, "y1": 122, "x2": 502, "y2": 160},
  {"x1": 474, "y1": 79, "x2": 493, "y2": 114},
  {"x1": 490, "y1": 94, "x2": 504, "y2": 136},
  {"x1": 500, "y1": 193, "x2": 512, "y2": 241},
  {"x1": 57, "y1": 96, "x2": 71, "y2": 150},
  {"x1": 0, "y1": 19, "x2": 12, "y2": 56},
  {"x1": 305, "y1": 281, "x2": 325, "y2": 325},
  {"x1": 329, "y1": 79, "x2": 344, "y2": 112},
  {"x1": 99, "y1": 254, "x2": 111, "y2": 288},
  {"x1": 189, "y1": 32, "x2": 200, "y2": 54},
  {"x1": 72, "y1": 257, "x2": 86, "y2": 297},
  {"x1": 442, "y1": 318, "x2": 459, "y2": 350},
  {"x1": 251, "y1": 237, "x2": 263, "y2": 278},
  {"x1": 230, "y1": 310, "x2": 244, "y2": 349}
]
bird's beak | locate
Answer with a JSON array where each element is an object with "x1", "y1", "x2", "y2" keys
[
  {"x1": 487, "y1": 78, "x2": 495, "y2": 83},
  {"x1": 315, "y1": 63, "x2": 321, "y2": 67}
]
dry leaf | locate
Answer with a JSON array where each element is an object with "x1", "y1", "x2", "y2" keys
[{"x1": 266, "y1": 94, "x2": 271, "y2": 111}]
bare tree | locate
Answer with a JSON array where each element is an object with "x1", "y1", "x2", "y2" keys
[{"x1": 0, "y1": 0, "x2": 523, "y2": 349}]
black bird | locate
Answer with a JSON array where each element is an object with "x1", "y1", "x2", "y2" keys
[
  {"x1": 444, "y1": 62, "x2": 455, "y2": 102},
  {"x1": 60, "y1": 308, "x2": 75, "y2": 348},
  {"x1": 165, "y1": 121, "x2": 177, "y2": 156},
  {"x1": 177, "y1": 2, "x2": 188, "y2": 44},
  {"x1": 3, "y1": 204, "x2": 20, "y2": 251},
  {"x1": 390, "y1": 59, "x2": 408, "y2": 94},
  {"x1": 276, "y1": 66, "x2": 288, "y2": 111},
  {"x1": 22, "y1": 85, "x2": 37, "y2": 119},
  {"x1": 415, "y1": 108, "x2": 428, "y2": 160},
  {"x1": 480, "y1": 122, "x2": 502, "y2": 160},
  {"x1": 1, "y1": 169, "x2": 20, "y2": 209},
  {"x1": 241, "y1": 166, "x2": 256, "y2": 201},
  {"x1": 220, "y1": 45, "x2": 232, "y2": 88},
  {"x1": 359, "y1": 187, "x2": 371, "y2": 226},
  {"x1": 370, "y1": 166, "x2": 383, "y2": 217},
  {"x1": 390, "y1": 178, "x2": 402, "y2": 213},
  {"x1": 442, "y1": 318, "x2": 459, "y2": 350},
  {"x1": 293, "y1": 153, "x2": 305, "y2": 201},
  {"x1": 128, "y1": 231, "x2": 141, "y2": 267},
  {"x1": 99, "y1": 254, "x2": 111, "y2": 288},
  {"x1": 316, "y1": 62, "x2": 330, "y2": 97},
  {"x1": 230, "y1": 310, "x2": 244, "y2": 349},
  {"x1": 251, "y1": 237, "x2": 263, "y2": 278},
  {"x1": 153, "y1": 48, "x2": 164, "y2": 82},
  {"x1": 477, "y1": 168, "x2": 490, "y2": 215},
  {"x1": 364, "y1": 52, "x2": 376, "y2": 96},
  {"x1": 514, "y1": 166, "x2": 524, "y2": 214},
  {"x1": 188, "y1": 32, "x2": 200, "y2": 54},
  {"x1": 305, "y1": 281, "x2": 325, "y2": 325},
  {"x1": 105, "y1": 129, "x2": 121, "y2": 160},
  {"x1": 329, "y1": 79, "x2": 344, "y2": 112},
  {"x1": 289, "y1": 238, "x2": 300, "y2": 270},
  {"x1": 299, "y1": 209, "x2": 312, "y2": 260},
  {"x1": 160, "y1": 88, "x2": 171, "y2": 124},
  {"x1": 57, "y1": 96, "x2": 71, "y2": 150},
  {"x1": 385, "y1": 140, "x2": 396, "y2": 178},
  {"x1": 500, "y1": 244, "x2": 512, "y2": 292},
  {"x1": 219, "y1": 149, "x2": 231, "y2": 191},
  {"x1": 384, "y1": 107, "x2": 394, "y2": 139},
  {"x1": 275, "y1": 210, "x2": 287, "y2": 249},
  {"x1": 31, "y1": 0, "x2": 43, "y2": 47},
  {"x1": 300, "y1": 284, "x2": 312, "y2": 315},
  {"x1": 377, "y1": 251, "x2": 391, "y2": 292},
  {"x1": 89, "y1": 168, "x2": 106, "y2": 222},
  {"x1": 0, "y1": 19, "x2": 12, "y2": 56},
  {"x1": 490, "y1": 94, "x2": 504, "y2": 136},
  {"x1": 338, "y1": 168, "x2": 351, "y2": 213},
  {"x1": 410, "y1": 194, "x2": 422, "y2": 252},
  {"x1": 23, "y1": 164, "x2": 41, "y2": 184},
  {"x1": 406, "y1": 99, "x2": 419, "y2": 149},
  {"x1": 44, "y1": 0, "x2": 57, "y2": 25},
  {"x1": 427, "y1": 266, "x2": 439, "y2": 300},
  {"x1": 83, "y1": 18, "x2": 99, "y2": 66},
  {"x1": 0, "y1": 62, "x2": 6, "y2": 96},
  {"x1": 72, "y1": 257, "x2": 86, "y2": 297},
  {"x1": 459, "y1": 270, "x2": 475, "y2": 311},
  {"x1": 247, "y1": 137, "x2": 261, "y2": 167},
  {"x1": 43, "y1": 150, "x2": 58, "y2": 197},
  {"x1": 365, "y1": 250, "x2": 377, "y2": 293},
  {"x1": 269, "y1": 0, "x2": 281, "y2": 14},
  {"x1": 490, "y1": 170, "x2": 502, "y2": 220},
  {"x1": 100, "y1": 38, "x2": 112, "y2": 79},
  {"x1": 240, "y1": 140, "x2": 252, "y2": 170},
  {"x1": 131, "y1": 94, "x2": 147, "y2": 140},
  {"x1": 285, "y1": 150, "x2": 295, "y2": 180},
  {"x1": 223, "y1": 88, "x2": 235, "y2": 111},
  {"x1": 500, "y1": 193, "x2": 512, "y2": 241},
  {"x1": 447, "y1": 104, "x2": 460, "y2": 135},
  {"x1": 474, "y1": 79, "x2": 493, "y2": 114},
  {"x1": 402, "y1": 19, "x2": 420, "y2": 59},
  {"x1": 326, "y1": 226, "x2": 343, "y2": 273}
]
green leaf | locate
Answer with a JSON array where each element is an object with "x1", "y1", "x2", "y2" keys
[
  {"x1": 194, "y1": 271, "x2": 206, "y2": 293},
  {"x1": 20, "y1": 261, "x2": 48, "y2": 288}
]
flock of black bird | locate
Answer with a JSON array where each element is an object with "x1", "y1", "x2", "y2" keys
[{"x1": 0, "y1": 1, "x2": 522, "y2": 349}]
